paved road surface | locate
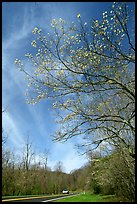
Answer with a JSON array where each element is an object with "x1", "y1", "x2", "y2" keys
[{"x1": 2, "y1": 193, "x2": 79, "y2": 202}]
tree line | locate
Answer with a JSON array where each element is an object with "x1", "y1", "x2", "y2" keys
[
  {"x1": 2, "y1": 135, "x2": 73, "y2": 195},
  {"x1": 2, "y1": 133, "x2": 135, "y2": 201}
]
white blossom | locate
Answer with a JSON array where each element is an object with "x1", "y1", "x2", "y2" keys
[
  {"x1": 77, "y1": 13, "x2": 81, "y2": 18},
  {"x1": 31, "y1": 40, "x2": 37, "y2": 47}
]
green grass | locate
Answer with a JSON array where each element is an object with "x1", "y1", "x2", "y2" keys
[{"x1": 54, "y1": 193, "x2": 124, "y2": 202}]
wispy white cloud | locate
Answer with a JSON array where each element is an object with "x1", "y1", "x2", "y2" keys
[
  {"x1": 3, "y1": 5, "x2": 35, "y2": 50},
  {"x1": 2, "y1": 111, "x2": 25, "y2": 150}
]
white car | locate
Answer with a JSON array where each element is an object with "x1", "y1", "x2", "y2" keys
[{"x1": 62, "y1": 189, "x2": 69, "y2": 194}]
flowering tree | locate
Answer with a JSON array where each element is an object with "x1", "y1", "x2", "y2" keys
[{"x1": 15, "y1": 2, "x2": 135, "y2": 156}]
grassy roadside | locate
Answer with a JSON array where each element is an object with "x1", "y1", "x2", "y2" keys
[{"x1": 54, "y1": 193, "x2": 125, "y2": 202}]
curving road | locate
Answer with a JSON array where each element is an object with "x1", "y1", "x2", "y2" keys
[{"x1": 2, "y1": 193, "x2": 79, "y2": 202}]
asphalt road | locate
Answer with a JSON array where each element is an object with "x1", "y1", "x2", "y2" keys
[{"x1": 2, "y1": 193, "x2": 79, "y2": 202}]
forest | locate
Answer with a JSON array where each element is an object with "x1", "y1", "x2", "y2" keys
[{"x1": 2, "y1": 133, "x2": 135, "y2": 201}]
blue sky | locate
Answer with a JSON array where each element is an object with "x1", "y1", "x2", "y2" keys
[{"x1": 3, "y1": 1, "x2": 129, "y2": 173}]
